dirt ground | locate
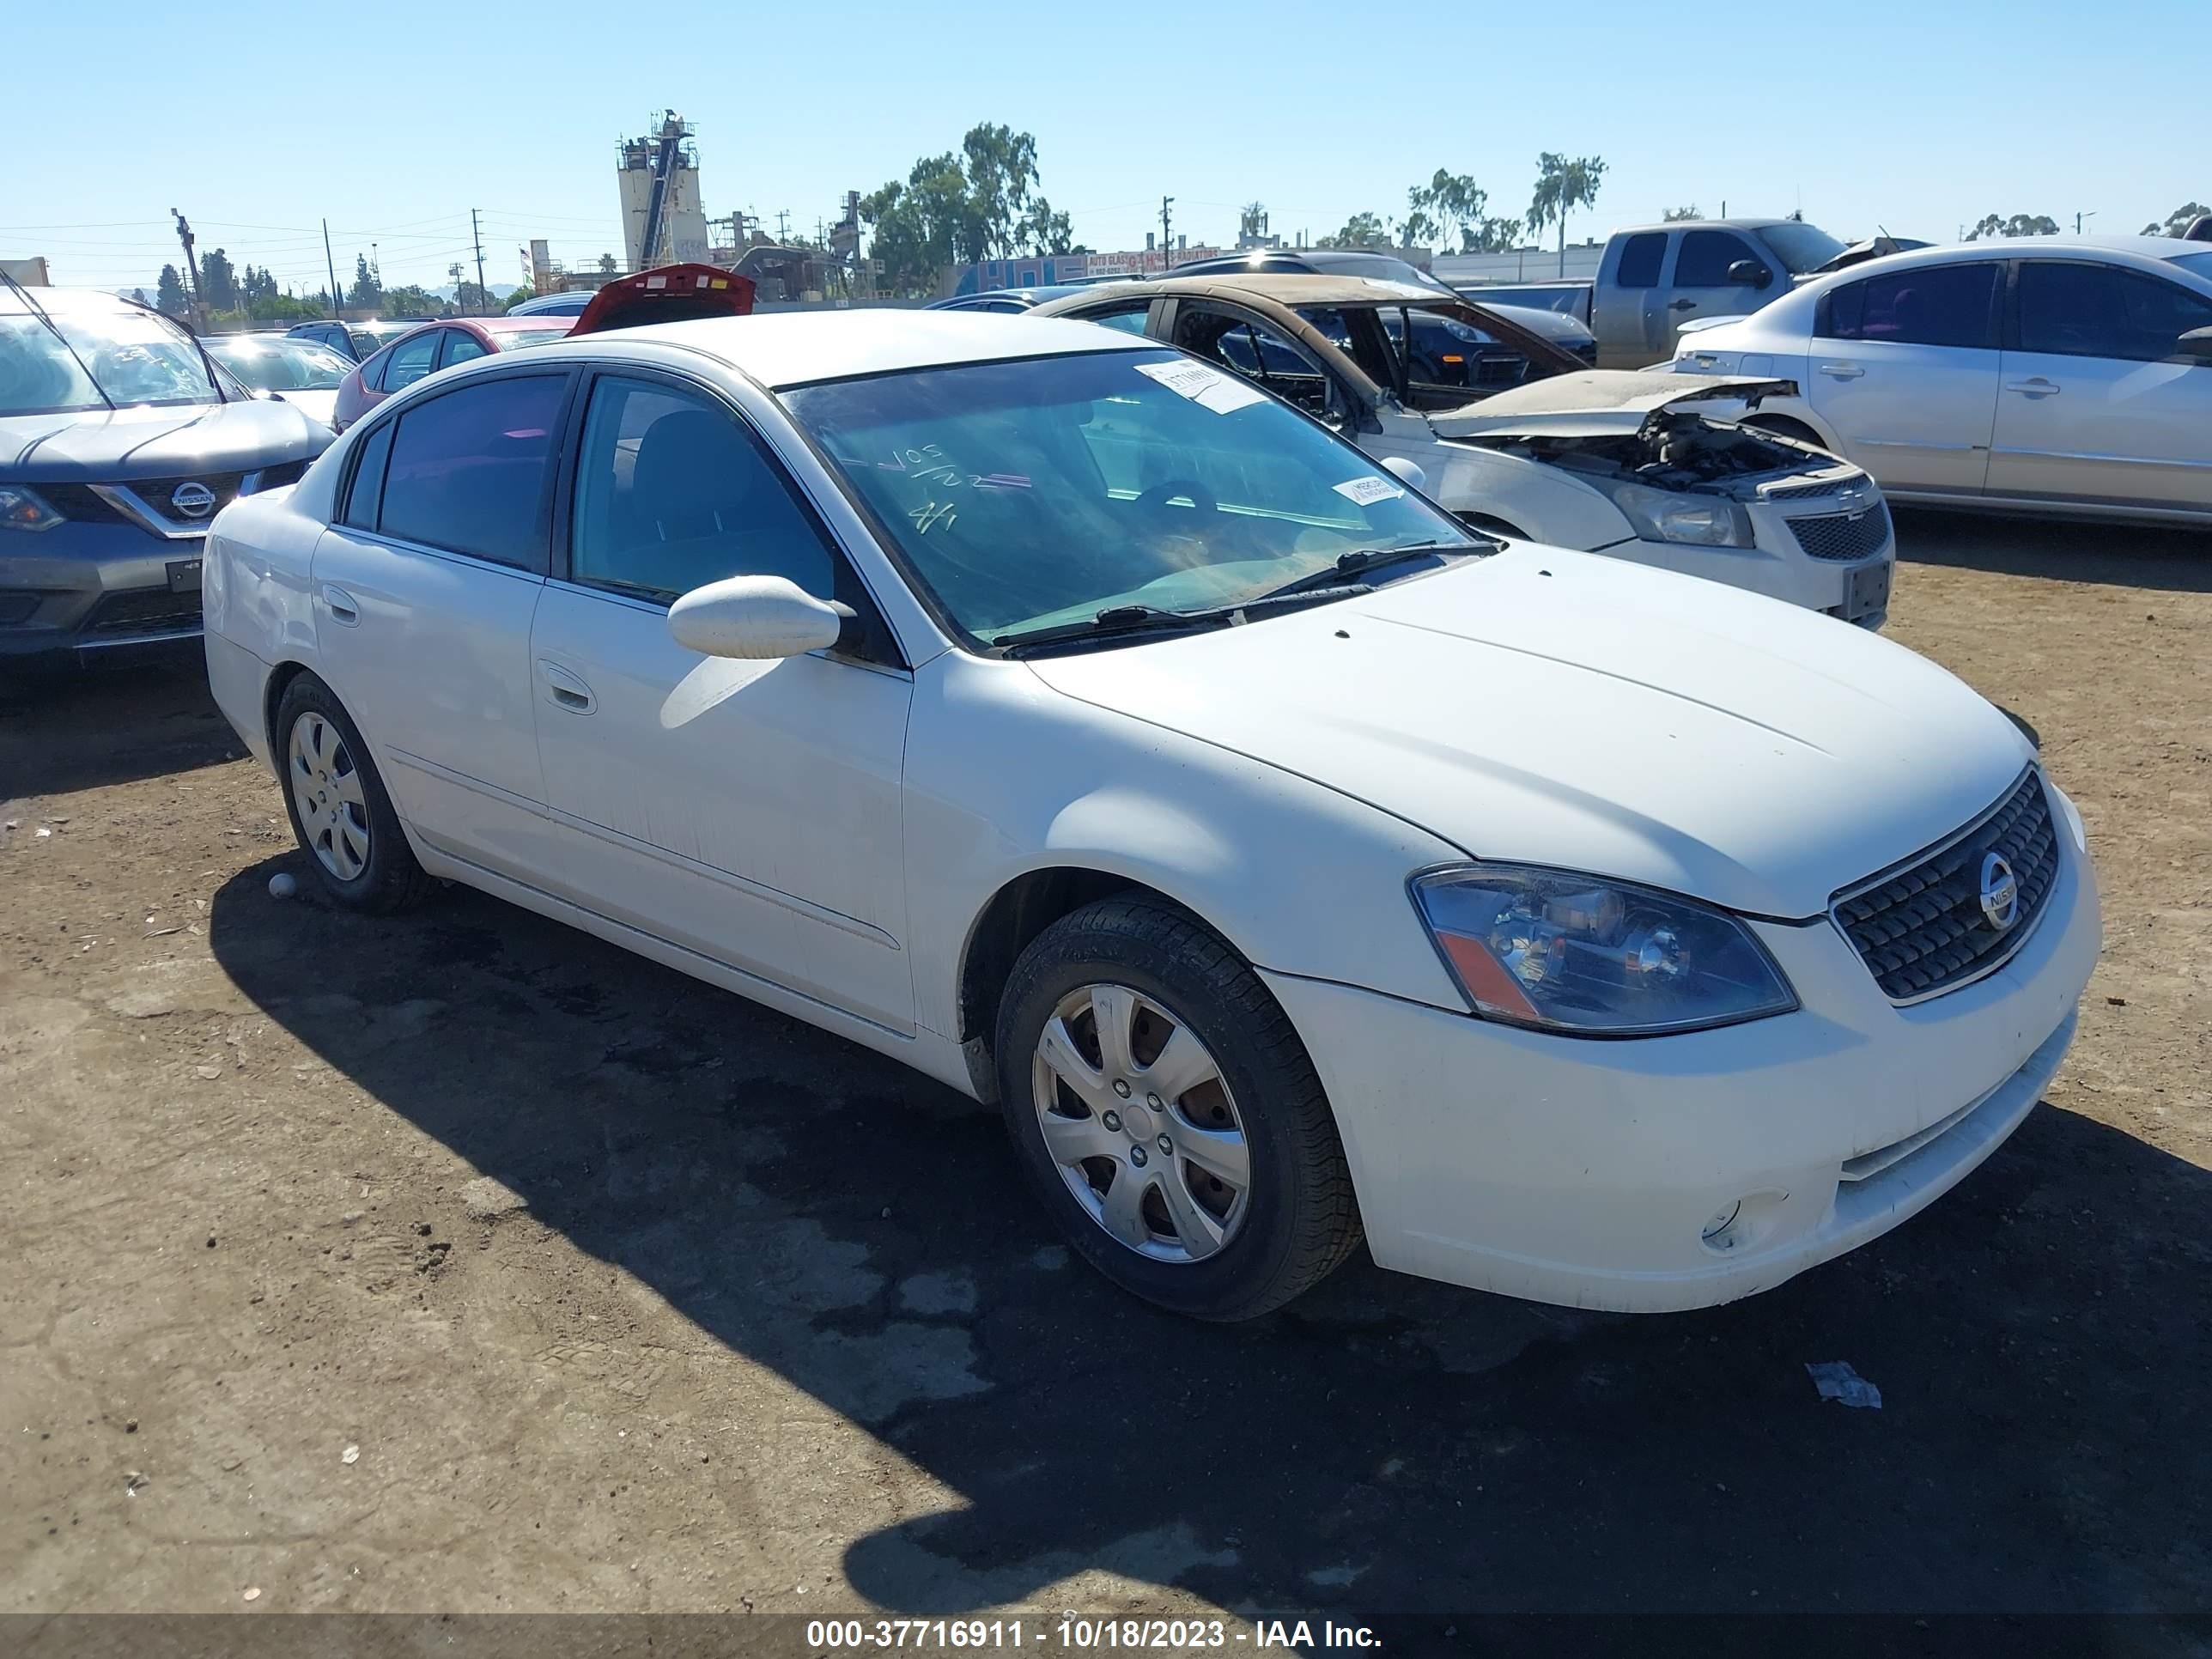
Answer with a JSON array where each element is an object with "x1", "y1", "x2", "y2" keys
[{"x1": 2, "y1": 510, "x2": 2208, "y2": 1642}]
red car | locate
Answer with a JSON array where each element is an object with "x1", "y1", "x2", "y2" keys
[{"x1": 331, "y1": 314, "x2": 577, "y2": 432}]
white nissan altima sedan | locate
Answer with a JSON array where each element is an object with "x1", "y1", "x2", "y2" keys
[{"x1": 202, "y1": 310, "x2": 2100, "y2": 1321}]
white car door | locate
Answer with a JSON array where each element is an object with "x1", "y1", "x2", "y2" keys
[
  {"x1": 1802, "y1": 259, "x2": 2005, "y2": 495},
  {"x1": 309, "y1": 368, "x2": 572, "y2": 874},
  {"x1": 1988, "y1": 258, "x2": 2212, "y2": 513},
  {"x1": 526, "y1": 368, "x2": 916, "y2": 1033}
]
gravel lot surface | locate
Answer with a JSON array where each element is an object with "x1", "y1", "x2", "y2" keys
[{"x1": 3, "y1": 510, "x2": 2206, "y2": 1637}]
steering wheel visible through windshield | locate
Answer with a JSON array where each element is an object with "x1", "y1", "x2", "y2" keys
[{"x1": 784, "y1": 348, "x2": 1475, "y2": 643}]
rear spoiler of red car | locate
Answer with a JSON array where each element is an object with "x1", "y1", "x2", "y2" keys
[{"x1": 570, "y1": 264, "x2": 757, "y2": 336}]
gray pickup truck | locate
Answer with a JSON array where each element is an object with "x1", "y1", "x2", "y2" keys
[{"x1": 1448, "y1": 219, "x2": 1861, "y2": 368}]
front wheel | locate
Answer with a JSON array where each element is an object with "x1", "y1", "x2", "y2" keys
[{"x1": 995, "y1": 895, "x2": 1361, "y2": 1320}]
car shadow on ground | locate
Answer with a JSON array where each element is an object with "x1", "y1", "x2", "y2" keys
[
  {"x1": 206, "y1": 864, "x2": 2212, "y2": 1623},
  {"x1": 0, "y1": 652, "x2": 245, "y2": 799},
  {"x1": 1895, "y1": 508, "x2": 2212, "y2": 592}
]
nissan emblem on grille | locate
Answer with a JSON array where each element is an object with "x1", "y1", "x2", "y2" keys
[
  {"x1": 169, "y1": 481, "x2": 218, "y2": 519},
  {"x1": 1830, "y1": 770, "x2": 2059, "y2": 1002},
  {"x1": 1979, "y1": 853, "x2": 2020, "y2": 931}
]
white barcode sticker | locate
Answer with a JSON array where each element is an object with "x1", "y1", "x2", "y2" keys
[
  {"x1": 1333, "y1": 476, "x2": 1406, "y2": 507},
  {"x1": 1133, "y1": 358, "x2": 1269, "y2": 415}
]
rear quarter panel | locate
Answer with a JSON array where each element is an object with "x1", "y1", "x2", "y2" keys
[{"x1": 203, "y1": 489, "x2": 328, "y2": 761}]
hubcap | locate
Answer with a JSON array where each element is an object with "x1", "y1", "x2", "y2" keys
[
  {"x1": 287, "y1": 711, "x2": 369, "y2": 882},
  {"x1": 1030, "y1": 982, "x2": 1251, "y2": 1263}
]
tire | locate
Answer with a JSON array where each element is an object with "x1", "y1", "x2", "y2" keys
[
  {"x1": 994, "y1": 894, "x2": 1361, "y2": 1320},
  {"x1": 272, "y1": 671, "x2": 435, "y2": 914}
]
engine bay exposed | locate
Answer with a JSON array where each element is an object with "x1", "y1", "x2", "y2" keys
[{"x1": 1465, "y1": 415, "x2": 1838, "y2": 500}]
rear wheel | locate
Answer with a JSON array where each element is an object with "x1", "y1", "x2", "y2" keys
[
  {"x1": 274, "y1": 672, "x2": 434, "y2": 913},
  {"x1": 995, "y1": 895, "x2": 1361, "y2": 1320}
]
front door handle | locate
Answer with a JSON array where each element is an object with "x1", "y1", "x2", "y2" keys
[
  {"x1": 319, "y1": 583, "x2": 359, "y2": 625},
  {"x1": 1818, "y1": 362, "x2": 1866, "y2": 380},
  {"x1": 2006, "y1": 378, "x2": 2062, "y2": 398},
  {"x1": 1668, "y1": 299, "x2": 1698, "y2": 312},
  {"x1": 538, "y1": 659, "x2": 596, "y2": 715}
]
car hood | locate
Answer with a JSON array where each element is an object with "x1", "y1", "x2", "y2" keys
[
  {"x1": 1426, "y1": 370, "x2": 1794, "y2": 440},
  {"x1": 1023, "y1": 546, "x2": 2032, "y2": 919},
  {"x1": 0, "y1": 398, "x2": 331, "y2": 478}
]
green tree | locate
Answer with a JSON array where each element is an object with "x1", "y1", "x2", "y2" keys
[
  {"x1": 199, "y1": 247, "x2": 239, "y2": 312},
  {"x1": 347, "y1": 253, "x2": 381, "y2": 311},
  {"x1": 859, "y1": 123, "x2": 1072, "y2": 295},
  {"x1": 2142, "y1": 201, "x2": 2210, "y2": 237},
  {"x1": 1662, "y1": 204, "x2": 1701, "y2": 222},
  {"x1": 598, "y1": 253, "x2": 618, "y2": 275},
  {"x1": 382, "y1": 284, "x2": 441, "y2": 318},
  {"x1": 502, "y1": 284, "x2": 537, "y2": 312},
  {"x1": 1318, "y1": 211, "x2": 1391, "y2": 251},
  {"x1": 1526, "y1": 153, "x2": 1608, "y2": 275},
  {"x1": 155, "y1": 264, "x2": 189, "y2": 317},
  {"x1": 1965, "y1": 213, "x2": 2059, "y2": 240}
]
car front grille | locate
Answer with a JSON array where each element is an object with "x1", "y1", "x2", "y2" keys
[
  {"x1": 1765, "y1": 477, "x2": 1850, "y2": 501},
  {"x1": 81, "y1": 588, "x2": 204, "y2": 638},
  {"x1": 1831, "y1": 770, "x2": 2061, "y2": 1003},
  {"x1": 33, "y1": 483, "x2": 131, "y2": 525},
  {"x1": 1787, "y1": 501, "x2": 1892, "y2": 562}
]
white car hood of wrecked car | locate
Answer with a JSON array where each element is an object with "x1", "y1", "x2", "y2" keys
[
  {"x1": 1425, "y1": 370, "x2": 1796, "y2": 441},
  {"x1": 1023, "y1": 544, "x2": 2030, "y2": 920}
]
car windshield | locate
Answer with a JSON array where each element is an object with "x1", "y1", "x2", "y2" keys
[
  {"x1": 1759, "y1": 222, "x2": 1850, "y2": 275},
  {"x1": 2166, "y1": 251, "x2": 2212, "y2": 278},
  {"x1": 207, "y1": 336, "x2": 352, "y2": 391},
  {"x1": 784, "y1": 348, "x2": 1477, "y2": 643},
  {"x1": 0, "y1": 303, "x2": 222, "y2": 416}
]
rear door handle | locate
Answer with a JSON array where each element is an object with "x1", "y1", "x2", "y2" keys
[
  {"x1": 538, "y1": 659, "x2": 596, "y2": 715},
  {"x1": 1818, "y1": 362, "x2": 1866, "y2": 380},
  {"x1": 1668, "y1": 299, "x2": 1698, "y2": 312},
  {"x1": 2006, "y1": 378, "x2": 2061, "y2": 398},
  {"x1": 319, "y1": 583, "x2": 359, "y2": 625}
]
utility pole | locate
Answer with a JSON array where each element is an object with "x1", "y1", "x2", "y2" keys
[
  {"x1": 170, "y1": 209, "x2": 207, "y2": 333},
  {"x1": 371, "y1": 242, "x2": 381, "y2": 284},
  {"x1": 2075, "y1": 210, "x2": 2096, "y2": 234},
  {"x1": 471, "y1": 209, "x2": 488, "y2": 316},
  {"x1": 322, "y1": 218, "x2": 342, "y2": 319},
  {"x1": 1160, "y1": 196, "x2": 1174, "y2": 270},
  {"x1": 776, "y1": 208, "x2": 791, "y2": 243}
]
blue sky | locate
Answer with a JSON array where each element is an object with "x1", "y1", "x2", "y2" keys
[{"x1": 7, "y1": 0, "x2": 2203, "y2": 295}]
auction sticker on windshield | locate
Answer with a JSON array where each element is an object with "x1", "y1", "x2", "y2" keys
[
  {"x1": 1133, "y1": 358, "x2": 1268, "y2": 415},
  {"x1": 1333, "y1": 476, "x2": 1405, "y2": 507}
]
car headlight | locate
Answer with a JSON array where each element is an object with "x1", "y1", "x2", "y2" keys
[
  {"x1": 1592, "y1": 479, "x2": 1753, "y2": 547},
  {"x1": 0, "y1": 486, "x2": 64, "y2": 532},
  {"x1": 1441, "y1": 318, "x2": 1489, "y2": 343},
  {"x1": 2050, "y1": 782, "x2": 2087, "y2": 855},
  {"x1": 1410, "y1": 863, "x2": 1797, "y2": 1036}
]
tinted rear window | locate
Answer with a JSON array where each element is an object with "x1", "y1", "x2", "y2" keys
[
  {"x1": 376, "y1": 374, "x2": 567, "y2": 569},
  {"x1": 1615, "y1": 233, "x2": 1665, "y2": 289},
  {"x1": 1822, "y1": 264, "x2": 1998, "y2": 349}
]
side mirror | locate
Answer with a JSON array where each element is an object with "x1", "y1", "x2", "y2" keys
[
  {"x1": 2176, "y1": 326, "x2": 2212, "y2": 363},
  {"x1": 1379, "y1": 455, "x2": 1428, "y2": 492},
  {"x1": 1726, "y1": 259, "x2": 1773, "y2": 289},
  {"x1": 667, "y1": 574, "x2": 854, "y2": 660}
]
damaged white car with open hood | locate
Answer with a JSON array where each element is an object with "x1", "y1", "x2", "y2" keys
[{"x1": 1034, "y1": 274, "x2": 1895, "y2": 627}]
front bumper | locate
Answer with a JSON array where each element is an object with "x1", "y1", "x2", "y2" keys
[
  {"x1": 1262, "y1": 805, "x2": 2100, "y2": 1312},
  {"x1": 0, "y1": 519, "x2": 205, "y2": 661}
]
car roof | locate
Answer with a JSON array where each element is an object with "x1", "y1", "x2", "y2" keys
[
  {"x1": 1790, "y1": 235, "x2": 2212, "y2": 289},
  {"x1": 2, "y1": 285, "x2": 152, "y2": 318},
  {"x1": 1081, "y1": 272, "x2": 1448, "y2": 308},
  {"x1": 1611, "y1": 217, "x2": 1802, "y2": 235},
  {"x1": 520, "y1": 308, "x2": 1146, "y2": 390},
  {"x1": 473, "y1": 313, "x2": 576, "y2": 333}
]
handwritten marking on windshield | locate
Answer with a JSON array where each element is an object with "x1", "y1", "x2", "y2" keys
[{"x1": 908, "y1": 500, "x2": 957, "y2": 534}]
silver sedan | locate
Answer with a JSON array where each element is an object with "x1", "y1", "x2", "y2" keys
[{"x1": 1668, "y1": 236, "x2": 2212, "y2": 526}]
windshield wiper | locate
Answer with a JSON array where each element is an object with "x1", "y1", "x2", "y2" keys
[
  {"x1": 1255, "y1": 539, "x2": 1488, "y2": 603},
  {"x1": 992, "y1": 603, "x2": 1237, "y2": 654},
  {"x1": 992, "y1": 585, "x2": 1384, "y2": 656}
]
